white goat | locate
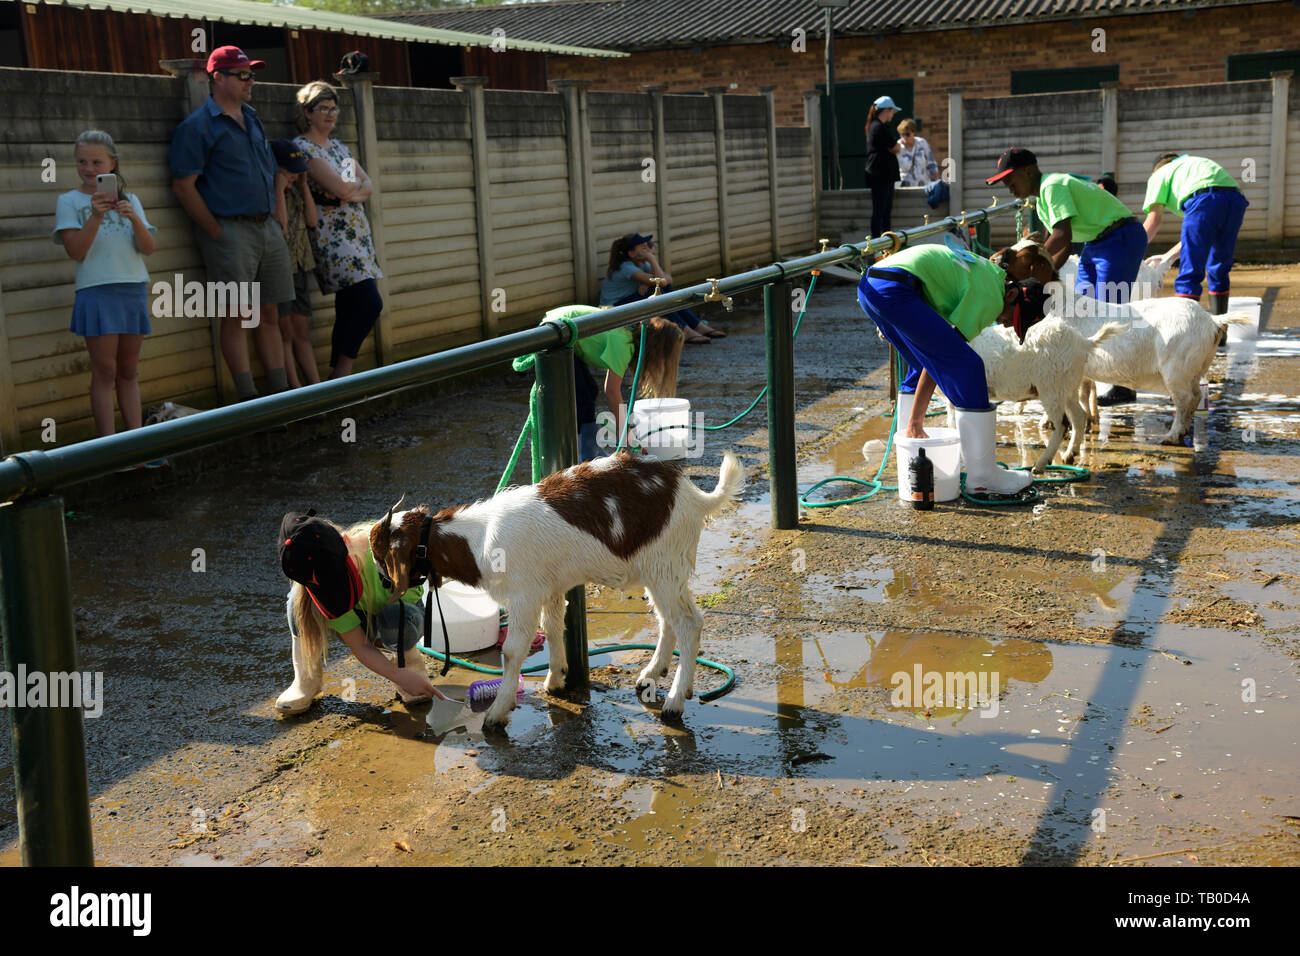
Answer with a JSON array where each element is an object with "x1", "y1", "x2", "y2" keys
[
  {"x1": 1058, "y1": 254, "x2": 1174, "y2": 302},
  {"x1": 971, "y1": 319, "x2": 1123, "y2": 471},
  {"x1": 1045, "y1": 292, "x2": 1251, "y2": 444}
]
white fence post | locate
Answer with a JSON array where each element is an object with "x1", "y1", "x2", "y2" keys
[
  {"x1": 948, "y1": 88, "x2": 964, "y2": 215},
  {"x1": 452, "y1": 76, "x2": 496, "y2": 339},
  {"x1": 803, "y1": 89, "x2": 822, "y2": 235},
  {"x1": 1100, "y1": 81, "x2": 1120, "y2": 181},
  {"x1": 1268, "y1": 70, "x2": 1292, "y2": 245}
]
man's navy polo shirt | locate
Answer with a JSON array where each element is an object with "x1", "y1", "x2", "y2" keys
[{"x1": 169, "y1": 96, "x2": 278, "y2": 217}]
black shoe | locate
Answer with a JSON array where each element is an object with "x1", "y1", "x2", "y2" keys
[{"x1": 1096, "y1": 386, "x2": 1138, "y2": 406}]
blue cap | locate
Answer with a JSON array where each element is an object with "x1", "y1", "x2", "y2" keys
[{"x1": 873, "y1": 96, "x2": 898, "y2": 111}]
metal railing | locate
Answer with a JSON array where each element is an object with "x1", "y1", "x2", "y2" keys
[{"x1": 0, "y1": 198, "x2": 1027, "y2": 865}]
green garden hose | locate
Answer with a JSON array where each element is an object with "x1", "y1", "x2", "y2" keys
[{"x1": 417, "y1": 643, "x2": 737, "y2": 702}]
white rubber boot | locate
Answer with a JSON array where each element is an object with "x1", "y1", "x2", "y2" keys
[
  {"x1": 956, "y1": 407, "x2": 1034, "y2": 496},
  {"x1": 276, "y1": 599, "x2": 323, "y2": 714},
  {"x1": 895, "y1": 390, "x2": 915, "y2": 426}
]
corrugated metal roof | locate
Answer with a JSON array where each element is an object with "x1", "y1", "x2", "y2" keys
[
  {"x1": 381, "y1": 0, "x2": 1287, "y2": 52},
  {"x1": 32, "y1": 0, "x2": 625, "y2": 56}
]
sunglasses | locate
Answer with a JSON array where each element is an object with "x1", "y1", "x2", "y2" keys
[{"x1": 218, "y1": 69, "x2": 255, "y2": 82}]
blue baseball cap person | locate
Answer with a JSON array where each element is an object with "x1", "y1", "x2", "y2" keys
[{"x1": 873, "y1": 96, "x2": 899, "y2": 111}]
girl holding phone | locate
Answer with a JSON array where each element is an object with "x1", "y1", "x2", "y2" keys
[{"x1": 53, "y1": 130, "x2": 158, "y2": 444}]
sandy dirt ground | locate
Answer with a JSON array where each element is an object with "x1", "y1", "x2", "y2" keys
[{"x1": 2, "y1": 264, "x2": 1298, "y2": 867}]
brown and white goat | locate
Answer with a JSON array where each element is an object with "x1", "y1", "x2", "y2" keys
[{"x1": 370, "y1": 452, "x2": 745, "y2": 729}]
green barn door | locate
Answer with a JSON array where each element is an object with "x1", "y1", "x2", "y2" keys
[{"x1": 817, "y1": 79, "x2": 913, "y2": 190}]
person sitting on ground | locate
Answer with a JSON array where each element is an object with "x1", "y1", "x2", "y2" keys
[
  {"x1": 857, "y1": 245, "x2": 1045, "y2": 497},
  {"x1": 599, "y1": 234, "x2": 725, "y2": 344}
]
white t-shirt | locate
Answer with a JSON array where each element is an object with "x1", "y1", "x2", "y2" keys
[{"x1": 52, "y1": 190, "x2": 155, "y2": 290}]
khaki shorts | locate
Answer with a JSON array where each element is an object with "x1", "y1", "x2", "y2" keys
[{"x1": 195, "y1": 217, "x2": 295, "y2": 312}]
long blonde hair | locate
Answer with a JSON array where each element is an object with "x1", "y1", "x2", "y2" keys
[
  {"x1": 287, "y1": 517, "x2": 376, "y2": 683},
  {"x1": 636, "y1": 317, "x2": 684, "y2": 399}
]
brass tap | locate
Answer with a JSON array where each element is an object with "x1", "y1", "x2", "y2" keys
[
  {"x1": 703, "y1": 278, "x2": 733, "y2": 312},
  {"x1": 817, "y1": 238, "x2": 830, "y2": 253},
  {"x1": 649, "y1": 277, "x2": 666, "y2": 297}
]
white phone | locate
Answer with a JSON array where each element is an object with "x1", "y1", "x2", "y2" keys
[{"x1": 95, "y1": 173, "x2": 119, "y2": 200}]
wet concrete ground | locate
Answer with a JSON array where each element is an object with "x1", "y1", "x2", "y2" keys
[{"x1": 2, "y1": 265, "x2": 1298, "y2": 866}]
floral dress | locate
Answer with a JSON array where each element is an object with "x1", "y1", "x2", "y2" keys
[{"x1": 293, "y1": 135, "x2": 382, "y2": 289}]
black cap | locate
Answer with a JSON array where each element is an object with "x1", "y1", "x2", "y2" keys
[
  {"x1": 279, "y1": 511, "x2": 355, "y2": 619},
  {"x1": 272, "y1": 139, "x2": 309, "y2": 173},
  {"x1": 624, "y1": 233, "x2": 653, "y2": 247},
  {"x1": 986, "y1": 147, "x2": 1038, "y2": 184}
]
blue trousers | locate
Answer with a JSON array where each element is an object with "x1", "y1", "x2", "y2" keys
[
  {"x1": 1177, "y1": 189, "x2": 1248, "y2": 297},
  {"x1": 1076, "y1": 220, "x2": 1147, "y2": 304},
  {"x1": 857, "y1": 273, "x2": 991, "y2": 411}
]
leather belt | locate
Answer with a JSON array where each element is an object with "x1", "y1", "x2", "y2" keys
[
  {"x1": 1181, "y1": 186, "x2": 1238, "y2": 210},
  {"x1": 1093, "y1": 216, "x2": 1135, "y2": 241},
  {"x1": 867, "y1": 267, "x2": 923, "y2": 292}
]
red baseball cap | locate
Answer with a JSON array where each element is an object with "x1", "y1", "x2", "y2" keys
[
  {"x1": 986, "y1": 147, "x2": 1038, "y2": 184},
  {"x1": 207, "y1": 46, "x2": 266, "y2": 75}
]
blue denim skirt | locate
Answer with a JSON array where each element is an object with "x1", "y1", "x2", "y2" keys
[{"x1": 71, "y1": 282, "x2": 151, "y2": 337}]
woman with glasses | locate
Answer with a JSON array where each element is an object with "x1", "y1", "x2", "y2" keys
[
  {"x1": 293, "y1": 80, "x2": 384, "y2": 379},
  {"x1": 897, "y1": 119, "x2": 940, "y2": 187}
]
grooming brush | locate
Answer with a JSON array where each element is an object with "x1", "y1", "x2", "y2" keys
[{"x1": 464, "y1": 675, "x2": 526, "y2": 712}]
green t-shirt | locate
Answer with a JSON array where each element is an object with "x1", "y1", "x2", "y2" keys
[
  {"x1": 876, "y1": 244, "x2": 1008, "y2": 342},
  {"x1": 1036, "y1": 171, "x2": 1134, "y2": 241},
  {"x1": 326, "y1": 545, "x2": 424, "y2": 634},
  {"x1": 574, "y1": 327, "x2": 634, "y2": 377},
  {"x1": 1143, "y1": 155, "x2": 1238, "y2": 215},
  {"x1": 542, "y1": 304, "x2": 634, "y2": 377}
]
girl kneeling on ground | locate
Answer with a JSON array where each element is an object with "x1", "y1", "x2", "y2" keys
[{"x1": 276, "y1": 510, "x2": 445, "y2": 714}]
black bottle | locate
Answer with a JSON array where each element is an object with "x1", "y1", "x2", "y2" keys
[{"x1": 909, "y1": 447, "x2": 934, "y2": 510}]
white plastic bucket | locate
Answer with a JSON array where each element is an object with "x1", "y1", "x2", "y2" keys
[
  {"x1": 434, "y1": 579, "x2": 500, "y2": 653},
  {"x1": 631, "y1": 397, "x2": 692, "y2": 460},
  {"x1": 1227, "y1": 296, "x2": 1261, "y2": 342},
  {"x1": 896, "y1": 427, "x2": 962, "y2": 503}
]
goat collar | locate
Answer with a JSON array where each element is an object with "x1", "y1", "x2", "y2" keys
[
  {"x1": 393, "y1": 512, "x2": 452, "y2": 677},
  {"x1": 407, "y1": 512, "x2": 438, "y2": 589}
]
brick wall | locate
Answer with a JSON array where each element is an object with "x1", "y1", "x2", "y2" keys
[{"x1": 547, "y1": 2, "x2": 1300, "y2": 162}]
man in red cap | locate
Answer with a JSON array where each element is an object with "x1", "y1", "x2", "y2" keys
[
  {"x1": 170, "y1": 46, "x2": 292, "y2": 402},
  {"x1": 989, "y1": 146, "x2": 1148, "y2": 404}
]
